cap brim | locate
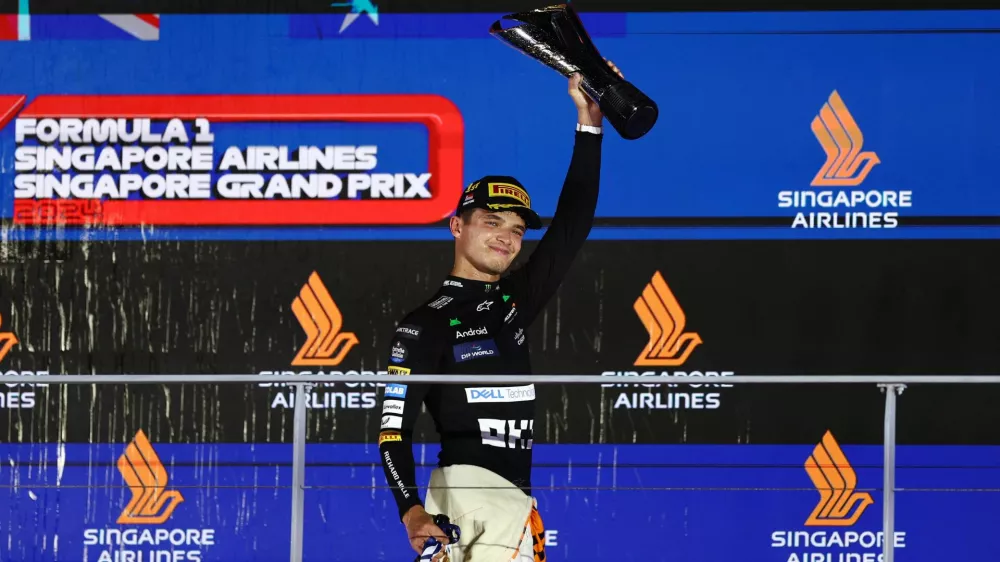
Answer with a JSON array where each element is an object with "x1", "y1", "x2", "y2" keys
[{"x1": 513, "y1": 208, "x2": 543, "y2": 230}]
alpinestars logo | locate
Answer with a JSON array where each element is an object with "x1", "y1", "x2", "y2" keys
[
  {"x1": 778, "y1": 90, "x2": 912, "y2": 229},
  {"x1": 769, "y1": 431, "x2": 907, "y2": 561},
  {"x1": 602, "y1": 271, "x2": 733, "y2": 410}
]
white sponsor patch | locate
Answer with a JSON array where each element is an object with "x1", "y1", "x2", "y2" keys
[
  {"x1": 382, "y1": 400, "x2": 405, "y2": 416},
  {"x1": 428, "y1": 296, "x2": 453, "y2": 309},
  {"x1": 380, "y1": 415, "x2": 403, "y2": 429},
  {"x1": 465, "y1": 384, "x2": 536, "y2": 403}
]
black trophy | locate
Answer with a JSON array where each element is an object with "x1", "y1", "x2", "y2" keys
[{"x1": 489, "y1": 4, "x2": 658, "y2": 140}]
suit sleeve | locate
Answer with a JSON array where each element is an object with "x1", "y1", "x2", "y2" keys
[
  {"x1": 377, "y1": 321, "x2": 442, "y2": 521},
  {"x1": 508, "y1": 130, "x2": 603, "y2": 325}
]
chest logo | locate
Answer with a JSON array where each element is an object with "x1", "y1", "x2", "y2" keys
[
  {"x1": 465, "y1": 385, "x2": 535, "y2": 404},
  {"x1": 456, "y1": 326, "x2": 488, "y2": 339},
  {"x1": 477, "y1": 300, "x2": 493, "y2": 312},
  {"x1": 514, "y1": 328, "x2": 525, "y2": 346},
  {"x1": 504, "y1": 306, "x2": 517, "y2": 324},
  {"x1": 453, "y1": 339, "x2": 499, "y2": 363}
]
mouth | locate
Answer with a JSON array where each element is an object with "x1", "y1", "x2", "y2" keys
[{"x1": 489, "y1": 246, "x2": 511, "y2": 257}]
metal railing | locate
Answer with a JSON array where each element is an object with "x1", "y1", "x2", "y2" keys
[{"x1": 6, "y1": 372, "x2": 1000, "y2": 562}]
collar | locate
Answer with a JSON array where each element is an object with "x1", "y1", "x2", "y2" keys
[{"x1": 440, "y1": 275, "x2": 501, "y2": 295}]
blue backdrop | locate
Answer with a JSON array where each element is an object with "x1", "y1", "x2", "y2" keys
[
  {"x1": 0, "y1": 9, "x2": 996, "y2": 561},
  {"x1": 1, "y1": 442, "x2": 998, "y2": 561},
  {"x1": 0, "y1": 10, "x2": 998, "y2": 240}
]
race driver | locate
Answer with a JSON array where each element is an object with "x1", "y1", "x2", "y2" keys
[{"x1": 378, "y1": 60, "x2": 622, "y2": 562}]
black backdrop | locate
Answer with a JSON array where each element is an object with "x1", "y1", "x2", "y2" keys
[{"x1": 0, "y1": 239, "x2": 996, "y2": 446}]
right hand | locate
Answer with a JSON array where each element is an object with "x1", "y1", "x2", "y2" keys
[
  {"x1": 403, "y1": 506, "x2": 450, "y2": 558},
  {"x1": 570, "y1": 58, "x2": 623, "y2": 126}
]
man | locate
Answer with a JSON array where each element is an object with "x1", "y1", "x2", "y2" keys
[{"x1": 378, "y1": 61, "x2": 621, "y2": 562}]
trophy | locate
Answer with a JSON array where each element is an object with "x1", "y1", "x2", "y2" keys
[{"x1": 489, "y1": 4, "x2": 658, "y2": 140}]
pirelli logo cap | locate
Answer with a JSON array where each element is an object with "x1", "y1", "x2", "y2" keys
[{"x1": 455, "y1": 175, "x2": 543, "y2": 229}]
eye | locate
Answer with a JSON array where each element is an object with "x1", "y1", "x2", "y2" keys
[{"x1": 486, "y1": 220, "x2": 500, "y2": 227}]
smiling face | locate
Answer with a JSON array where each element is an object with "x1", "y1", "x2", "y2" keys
[{"x1": 450, "y1": 208, "x2": 526, "y2": 278}]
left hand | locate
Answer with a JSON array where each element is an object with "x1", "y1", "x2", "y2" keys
[{"x1": 569, "y1": 58, "x2": 623, "y2": 127}]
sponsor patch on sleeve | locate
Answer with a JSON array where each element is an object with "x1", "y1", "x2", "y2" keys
[
  {"x1": 395, "y1": 324, "x2": 422, "y2": 339},
  {"x1": 388, "y1": 366, "x2": 411, "y2": 375},
  {"x1": 382, "y1": 399, "x2": 405, "y2": 415},
  {"x1": 390, "y1": 341, "x2": 408, "y2": 363},
  {"x1": 384, "y1": 383, "x2": 408, "y2": 398},
  {"x1": 381, "y1": 415, "x2": 403, "y2": 430},
  {"x1": 378, "y1": 431, "x2": 402, "y2": 446}
]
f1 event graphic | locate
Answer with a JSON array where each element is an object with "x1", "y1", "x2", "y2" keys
[
  {"x1": 0, "y1": 10, "x2": 999, "y2": 240},
  {"x1": 1, "y1": 434, "x2": 997, "y2": 561},
  {"x1": 0, "y1": 94, "x2": 463, "y2": 226}
]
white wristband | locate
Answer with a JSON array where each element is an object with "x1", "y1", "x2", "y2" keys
[{"x1": 576, "y1": 123, "x2": 603, "y2": 135}]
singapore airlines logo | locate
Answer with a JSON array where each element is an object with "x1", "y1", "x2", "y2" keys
[
  {"x1": 116, "y1": 430, "x2": 184, "y2": 524},
  {"x1": 0, "y1": 313, "x2": 18, "y2": 364},
  {"x1": 291, "y1": 271, "x2": 359, "y2": 366},
  {"x1": 633, "y1": 271, "x2": 702, "y2": 366},
  {"x1": 810, "y1": 90, "x2": 881, "y2": 187},
  {"x1": 804, "y1": 431, "x2": 874, "y2": 526}
]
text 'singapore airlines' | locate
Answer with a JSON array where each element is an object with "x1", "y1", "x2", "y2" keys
[
  {"x1": 770, "y1": 431, "x2": 907, "y2": 562},
  {"x1": 602, "y1": 270, "x2": 734, "y2": 410},
  {"x1": 82, "y1": 430, "x2": 217, "y2": 562},
  {"x1": 2, "y1": 94, "x2": 464, "y2": 226},
  {"x1": 258, "y1": 271, "x2": 383, "y2": 410},
  {"x1": 778, "y1": 90, "x2": 913, "y2": 229},
  {"x1": 13, "y1": 119, "x2": 430, "y2": 202}
]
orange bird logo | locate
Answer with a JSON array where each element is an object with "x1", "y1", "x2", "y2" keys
[
  {"x1": 810, "y1": 90, "x2": 880, "y2": 187},
  {"x1": 291, "y1": 272, "x2": 359, "y2": 366},
  {"x1": 117, "y1": 430, "x2": 184, "y2": 524},
  {"x1": 633, "y1": 271, "x2": 702, "y2": 366},
  {"x1": 0, "y1": 313, "x2": 18, "y2": 364},
  {"x1": 804, "y1": 431, "x2": 874, "y2": 526}
]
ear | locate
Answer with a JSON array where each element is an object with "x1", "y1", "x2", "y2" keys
[{"x1": 449, "y1": 215, "x2": 463, "y2": 238}]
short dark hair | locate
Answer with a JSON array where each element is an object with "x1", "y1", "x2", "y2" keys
[{"x1": 459, "y1": 208, "x2": 477, "y2": 224}]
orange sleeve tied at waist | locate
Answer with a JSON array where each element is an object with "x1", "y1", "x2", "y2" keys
[{"x1": 513, "y1": 506, "x2": 546, "y2": 562}]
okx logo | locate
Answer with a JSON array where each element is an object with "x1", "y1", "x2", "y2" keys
[
  {"x1": 633, "y1": 271, "x2": 702, "y2": 366},
  {"x1": 810, "y1": 91, "x2": 880, "y2": 187},
  {"x1": 804, "y1": 430, "x2": 873, "y2": 526},
  {"x1": 291, "y1": 272, "x2": 359, "y2": 366},
  {"x1": 777, "y1": 90, "x2": 912, "y2": 229},
  {"x1": 769, "y1": 431, "x2": 906, "y2": 560},
  {"x1": 116, "y1": 430, "x2": 183, "y2": 524}
]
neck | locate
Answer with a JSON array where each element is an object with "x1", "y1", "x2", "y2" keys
[{"x1": 450, "y1": 258, "x2": 501, "y2": 283}]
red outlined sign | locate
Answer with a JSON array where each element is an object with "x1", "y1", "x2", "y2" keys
[{"x1": 0, "y1": 94, "x2": 464, "y2": 226}]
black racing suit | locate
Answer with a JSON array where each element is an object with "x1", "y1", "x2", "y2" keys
[{"x1": 378, "y1": 129, "x2": 603, "y2": 520}]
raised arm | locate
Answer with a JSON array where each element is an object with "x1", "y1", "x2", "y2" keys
[{"x1": 507, "y1": 64, "x2": 621, "y2": 325}]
